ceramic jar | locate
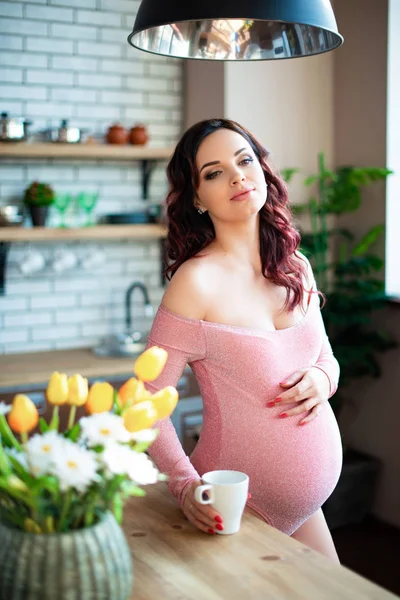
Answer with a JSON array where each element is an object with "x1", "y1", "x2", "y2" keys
[
  {"x1": 105, "y1": 123, "x2": 128, "y2": 145},
  {"x1": 129, "y1": 124, "x2": 149, "y2": 146}
]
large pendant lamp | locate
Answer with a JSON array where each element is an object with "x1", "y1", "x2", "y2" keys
[{"x1": 127, "y1": 0, "x2": 343, "y2": 61}]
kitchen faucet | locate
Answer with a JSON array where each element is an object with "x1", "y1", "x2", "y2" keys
[{"x1": 125, "y1": 281, "x2": 154, "y2": 336}]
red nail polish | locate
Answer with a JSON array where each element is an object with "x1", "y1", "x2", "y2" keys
[
  {"x1": 247, "y1": 493, "x2": 252, "y2": 499},
  {"x1": 266, "y1": 401, "x2": 275, "y2": 407},
  {"x1": 216, "y1": 524, "x2": 224, "y2": 531},
  {"x1": 208, "y1": 528, "x2": 216, "y2": 534},
  {"x1": 214, "y1": 515, "x2": 223, "y2": 523},
  {"x1": 274, "y1": 397, "x2": 282, "y2": 402},
  {"x1": 280, "y1": 412, "x2": 288, "y2": 418},
  {"x1": 299, "y1": 421, "x2": 307, "y2": 426}
]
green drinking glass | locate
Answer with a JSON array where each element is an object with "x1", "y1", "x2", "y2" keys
[
  {"x1": 76, "y1": 192, "x2": 99, "y2": 227},
  {"x1": 53, "y1": 192, "x2": 72, "y2": 228}
]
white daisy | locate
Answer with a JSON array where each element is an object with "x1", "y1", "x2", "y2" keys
[
  {"x1": 26, "y1": 431, "x2": 65, "y2": 476},
  {"x1": 100, "y1": 441, "x2": 136, "y2": 476},
  {"x1": 49, "y1": 440, "x2": 99, "y2": 493},
  {"x1": 127, "y1": 451, "x2": 159, "y2": 485},
  {"x1": 0, "y1": 402, "x2": 11, "y2": 416},
  {"x1": 79, "y1": 413, "x2": 131, "y2": 446},
  {"x1": 130, "y1": 428, "x2": 158, "y2": 444}
]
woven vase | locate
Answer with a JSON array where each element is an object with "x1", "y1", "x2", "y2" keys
[{"x1": 0, "y1": 512, "x2": 133, "y2": 600}]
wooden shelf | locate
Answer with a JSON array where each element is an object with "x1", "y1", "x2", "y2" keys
[
  {"x1": 0, "y1": 224, "x2": 167, "y2": 242},
  {"x1": 0, "y1": 142, "x2": 173, "y2": 160},
  {"x1": 0, "y1": 145, "x2": 171, "y2": 294}
]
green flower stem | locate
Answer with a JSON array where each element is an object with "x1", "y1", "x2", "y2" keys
[
  {"x1": 113, "y1": 389, "x2": 122, "y2": 415},
  {"x1": 58, "y1": 488, "x2": 73, "y2": 532},
  {"x1": 112, "y1": 492, "x2": 123, "y2": 524},
  {"x1": 45, "y1": 516, "x2": 55, "y2": 534},
  {"x1": 67, "y1": 405, "x2": 77, "y2": 430},
  {"x1": 20, "y1": 432, "x2": 28, "y2": 445},
  {"x1": 0, "y1": 414, "x2": 22, "y2": 451},
  {"x1": 0, "y1": 446, "x2": 11, "y2": 475},
  {"x1": 84, "y1": 493, "x2": 97, "y2": 528},
  {"x1": 49, "y1": 405, "x2": 59, "y2": 431}
]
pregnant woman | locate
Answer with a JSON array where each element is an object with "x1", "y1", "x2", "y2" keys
[{"x1": 145, "y1": 118, "x2": 343, "y2": 562}]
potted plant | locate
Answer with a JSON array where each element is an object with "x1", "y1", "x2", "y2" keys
[
  {"x1": 0, "y1": 346, "x2": 178, "y2": 600},
  {"x1": 23, "y1": 181, "x2": 55, "y2": 227},
  {"x1": 282, "y1": 154, "x2": 396, "y2": 529}
]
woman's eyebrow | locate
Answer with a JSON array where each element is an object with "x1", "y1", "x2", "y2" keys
[{"x1": 199, "y1": 147, "x2": 248, "y2": 173}]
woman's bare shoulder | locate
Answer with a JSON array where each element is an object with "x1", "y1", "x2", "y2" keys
[{"x1": 161, "y1": 257, "x2": 217, "y2": 320}]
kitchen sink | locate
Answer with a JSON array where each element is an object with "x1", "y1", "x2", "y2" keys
[
  {"x1": 94, "y1": 280, "x2": 154, "y2": 358},
  {"x1": 92, "y1": 333, "x2": 148, "y2": 358}
]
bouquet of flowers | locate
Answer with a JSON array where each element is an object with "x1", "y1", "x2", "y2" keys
[{"x1": 0, "y1": 346, "x2": 177, "y2": 534}]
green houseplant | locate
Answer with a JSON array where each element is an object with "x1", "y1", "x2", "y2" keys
[
  {"x1": 282, "y1": 154, "x2": 395, "y2": 529},
  {"x1": 23, "y1": 181, "x2": 55, "y2": 227}
]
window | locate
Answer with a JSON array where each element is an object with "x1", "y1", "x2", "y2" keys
[{"x1": 385, "y1": 0, "x2": 400, "y2": 300}]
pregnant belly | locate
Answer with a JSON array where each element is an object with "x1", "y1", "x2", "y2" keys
[{"x1": 191, "y1": 402, "x2": 343, "y2": 535}]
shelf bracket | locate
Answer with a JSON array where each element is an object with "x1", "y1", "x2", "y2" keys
[
  {"x1": 0, "y1": 242, "x2": 10, "y2": 296},
  {"x1": 140, "y1": 159, "x2": 156, "y2": 201}
]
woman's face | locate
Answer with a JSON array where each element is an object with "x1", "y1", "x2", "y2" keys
[{"x1": 194, "y1": 128, "x2": 267, "y2": 223}]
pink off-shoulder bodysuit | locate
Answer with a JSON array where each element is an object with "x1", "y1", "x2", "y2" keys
[{"x1": 145, "y1": 292, "x2": 343, "y2": 536}]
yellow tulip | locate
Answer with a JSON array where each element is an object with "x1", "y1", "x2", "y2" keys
[
  {"x1": 24, "y1": 518, "x2": 42, "y2": 534},
  {"x1": 46, "y1": 371, "x2": 68, "y2": 406},
  {"x1": 7, "y1": 394, "x2": 39, "y2": 435},
  {"x1": 118, "y1": 377, "x2": 146, "y2": 407},
  {"x1": 8, "y1": 475, "x2": 28, "y2": 493},
  {"x1": 67, "y1": 374, "x2": 89, "y2": 407},
  {"x1": 151, "y1": 386, "x2": 179, "y2": 420},
  {"x1": 123, "y1": 400, "x2": 158, "y2": 433},
  {"x1": 86, "y1": 382, "x2": 114, "y2": 414},
  {"x1": 133, "y1": 346, "x2": 168, "y2": 382}
]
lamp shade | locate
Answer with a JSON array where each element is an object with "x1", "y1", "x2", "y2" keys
[{"x1": 127, "y1": 0, "x2": 343, "y2": 61}]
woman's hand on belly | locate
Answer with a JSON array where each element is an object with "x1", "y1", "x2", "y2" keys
[{"x1": 266, "y1": 367, "x2": 330, "y2": 426}]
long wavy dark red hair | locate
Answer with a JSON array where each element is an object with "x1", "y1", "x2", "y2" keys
[{"x1": 164, "y1": 118, "x2": 308, "y2": 311}]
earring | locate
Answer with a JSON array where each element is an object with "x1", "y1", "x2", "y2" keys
[{"x1": 197, "y1": 207, "x2": 205, "y2": 214}]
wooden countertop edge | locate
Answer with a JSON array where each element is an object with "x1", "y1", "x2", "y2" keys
[
  {"x1": 0, "y1": 347, "x2": 137, "y2": 388},
  {"x1": 0, "y1": 347, "x2": 193, "y2": 389}
]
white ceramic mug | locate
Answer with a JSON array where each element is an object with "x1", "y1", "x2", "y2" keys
[
  {"x1": 80, "y1": 248, "x2": 105, "y2": 270},
  {"x1": 52, "y1": 248, "x2": 77, "y2": 273},
  {"x1": 18, "y1": 249, "x2": 46, "y2": 275},
  {"x1": 194, "y1": 470, "x2": 249, "y2": 535}
]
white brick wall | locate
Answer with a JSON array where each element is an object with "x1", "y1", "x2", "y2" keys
[{"x1": 0, "y1": 0, "x2": 183, "y2": 356}]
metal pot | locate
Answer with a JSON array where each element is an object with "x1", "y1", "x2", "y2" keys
[
  {"x1": 0, "y1": 112, "x2": 31, "y2": 142},
  {"x1": 0, "y1": 204, "x2": 24, "y2": 227},
  {"x1": 42, "y1": 119, "x2": 87, "y2": 143}
]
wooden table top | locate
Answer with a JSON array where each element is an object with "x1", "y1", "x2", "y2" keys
[{"x1": 123, "y1": 483, "x2": 398, "y2": 600}]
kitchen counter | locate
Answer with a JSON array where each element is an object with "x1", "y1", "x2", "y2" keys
[
  {"x1": 0, "y1": 348, "x2": 142, "y2": 388},
  {"x1": 124, "y1": 483, "x2": 398, "y2": 600}
]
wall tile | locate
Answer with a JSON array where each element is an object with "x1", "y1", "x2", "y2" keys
[{"x1": 1, "y1": 0, "x2": 178, "y2": 355}]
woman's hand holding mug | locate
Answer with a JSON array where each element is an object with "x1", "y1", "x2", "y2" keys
[
  {"x1": 182, "y1": 480, "x2": 224, "y2": 535},
  {"x1": 182, "y1": 471, "x2": 250, "y2": 535}
]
